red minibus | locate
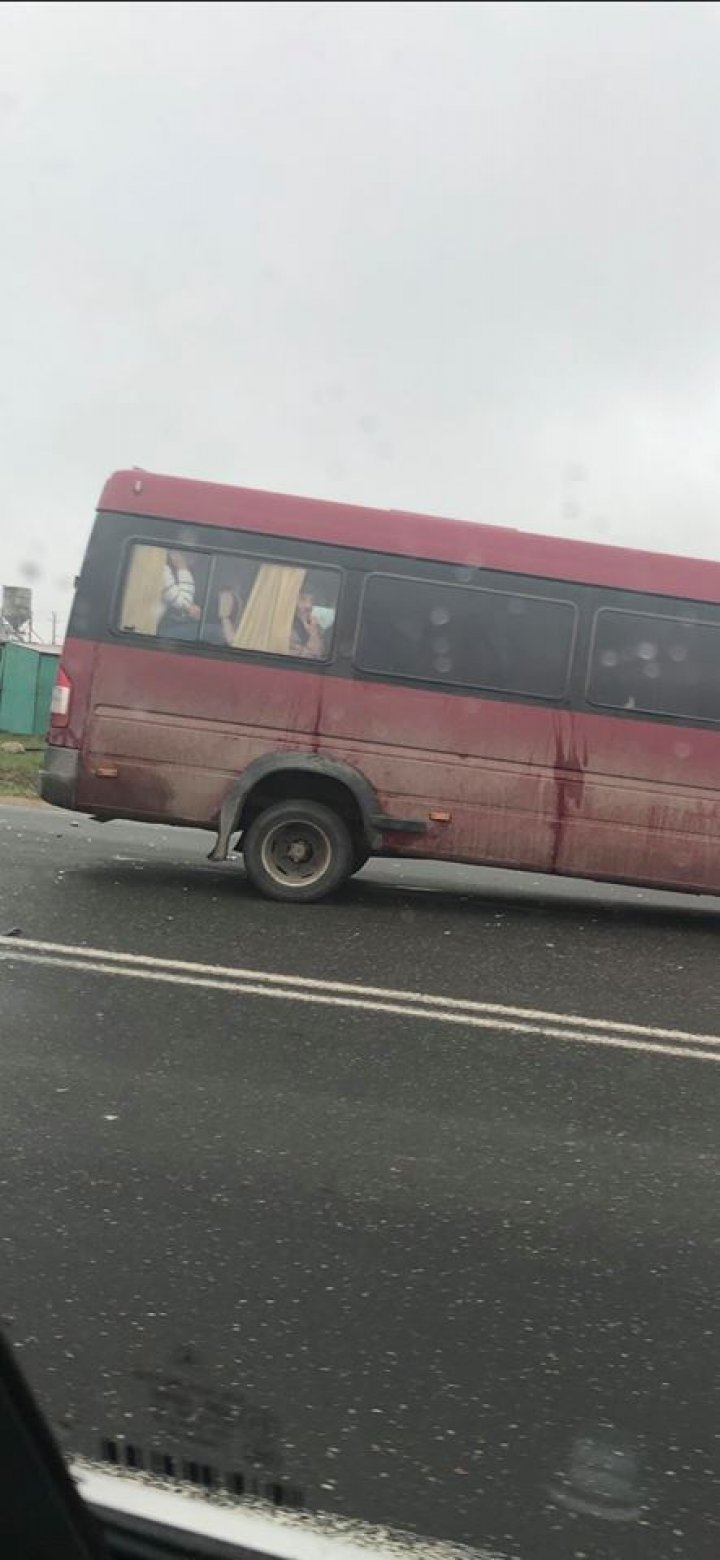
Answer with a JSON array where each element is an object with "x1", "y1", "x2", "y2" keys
[{"x1": 42, "y1": 467, "x2": 720, "y2": 901}]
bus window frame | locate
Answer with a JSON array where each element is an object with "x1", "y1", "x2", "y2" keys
[
  {"x1": 352, "y1": 568, "x2": 580, "y2": 703},
  {"x1": 585, "y1": 603, "x2": 720, "y2": 727},
  {"x1": 112, "y1": 536, "x2": 216, "y2": 646},
  {"x1": 110, "y1": 534, "x2": 345, "y2": 667}
]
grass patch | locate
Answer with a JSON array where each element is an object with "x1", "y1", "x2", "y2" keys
[{"x1": 0, "y1": 732, "x2": 44, "y2": 798}]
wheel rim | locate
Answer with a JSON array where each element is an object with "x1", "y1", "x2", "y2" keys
[{"x1": 259, "y1": 818, "x2": 333, "y2": 888}]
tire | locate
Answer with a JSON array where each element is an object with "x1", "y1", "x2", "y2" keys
[{"x1": 242, "y1": 799, "x2": 353, "y2": 903}]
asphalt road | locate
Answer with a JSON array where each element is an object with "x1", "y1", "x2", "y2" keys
[{"x1": 2, "y1": 803, "x2": 720, "y2": 1558}]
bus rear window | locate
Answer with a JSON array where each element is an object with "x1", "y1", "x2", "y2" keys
[{"x1": 355, "y1": 574, "x2": 576, "y2": 699}]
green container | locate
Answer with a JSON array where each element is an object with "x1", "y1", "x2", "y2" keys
[
  {"x1": 34, "y1": 651, "x2": 60, "y2": 736},
  {"x1": 0, "y1": 642, "x2": 60, "y2": 736}
]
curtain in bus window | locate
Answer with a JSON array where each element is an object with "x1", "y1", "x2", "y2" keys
[
  {"x1": 119, "y1": 546, "x2": 167, "y2": 635},
  {"x1": 232, "y1": 565, "x2": 306, "y2": 654}
]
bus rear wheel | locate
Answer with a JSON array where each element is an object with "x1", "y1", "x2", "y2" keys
[{"x1": 242, "y1": 799, "x2": 353, "y2": 902}]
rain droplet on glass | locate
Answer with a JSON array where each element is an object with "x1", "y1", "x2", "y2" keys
[
  {"x1": 600, "y1": 650, "x2": 619, "y2": 667},
  {"x1": 430, "y1": 606, "x2": 450, "y2": 627},
  {"x1": 637, "y1": 641, "x2": 657, "y2": 661}
]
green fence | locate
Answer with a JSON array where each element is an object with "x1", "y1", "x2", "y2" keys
[{"x1": 0, "y1": 642, "x2": 60, "y2": 737}]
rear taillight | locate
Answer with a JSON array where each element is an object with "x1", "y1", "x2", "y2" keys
[{"x1": 50, "y1": 667, "x2": 72, "y2": 728}]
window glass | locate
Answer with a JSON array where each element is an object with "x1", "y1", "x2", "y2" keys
[
  {"x1": 118, "y1": 544, "x2": 211, "y2": 642},
  {"x1": 202, "y1": 560, "x2": 339, "y2": 659},
  {"x1": 588, "y1": 608, "x2": 720, "y2": 723},
  {"x1": 355, "y1": 574, "x2": 576, "y2": 698},
  {"x1": 117, "y1": 542, "x2": 340, "y2": 660}
]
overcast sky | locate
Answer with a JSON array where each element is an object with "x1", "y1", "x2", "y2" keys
[{"x1": 2, "y1": 0, "x2": 720, "y2": 634}]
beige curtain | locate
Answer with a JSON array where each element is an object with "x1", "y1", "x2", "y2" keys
[
  {"x1": 120, "y1": 546, "x2": 167, "y2": 635},
  {"x1": 232, "y1": 565, "x2": 305, "y2": 654}
]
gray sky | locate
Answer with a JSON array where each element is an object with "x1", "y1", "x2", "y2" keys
[{"x1": 2, "y1": 0, "x2": 720, "y2": 634}]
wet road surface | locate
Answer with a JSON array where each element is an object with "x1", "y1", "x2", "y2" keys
[{"x1": 2, "y1": 804, "x2": 719, "y2": 1558}]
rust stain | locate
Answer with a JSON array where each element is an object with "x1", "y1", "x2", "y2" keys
[{"x1": 550, "y1": 717, "x2": 586, "y2": 872}]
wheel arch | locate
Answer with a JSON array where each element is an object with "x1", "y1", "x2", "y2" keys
[{"x1": 208, "y1": 754, "x2": 385, "y2": 863}]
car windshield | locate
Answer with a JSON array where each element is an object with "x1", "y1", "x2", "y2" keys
[{"x1": 1, "y1": 3, "x2": 719, "y2": 1558}]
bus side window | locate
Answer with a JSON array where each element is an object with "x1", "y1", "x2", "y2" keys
[
  {"x1": 201, "y1": 561, "x2": 340, "y2": 660},
  {"x1": 117, "y1": 544, "x2": 340, "y2": 658},
  {"x1": 117, "y1": 544, "x2": 210, "y2": 641},
  {"x1": 587, "y1": 608, "x2": 720, "y2": 724},
  {"x1": 355, "y1": 574, "x2": 575, "y2": 699}
]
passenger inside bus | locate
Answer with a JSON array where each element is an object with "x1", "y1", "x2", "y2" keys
[
  {"x1": 290, "y1": 583, "x2": 328, "y2": 658},
  {"x1": 204, "y1": 559, "x2": 259, "y2": 646},
  {"x1": 201, "y1": 563, "x2": 335, "y2": 658},
  {"x1": 291, "y1": 569, "x2": 338, "y2": 658},
  {"x1": 157, "y1": 550, "x2": 203, "y2": 641}
]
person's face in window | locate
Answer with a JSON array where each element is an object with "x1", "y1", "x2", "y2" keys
[
  {"x1": 296, "y1": 590, "x2": 315, "y2": 630},
  {"x1": 291, "y1": 588, "x2": 327, "y2": 658}
]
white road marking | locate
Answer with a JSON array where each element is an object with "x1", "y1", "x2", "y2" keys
[
  {"x1": 2, "y1": 936, "x2": 720, "y2": 1065},
  {"x1": 0, "y1": 934, "x2": 714, "y2": 1045}
]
